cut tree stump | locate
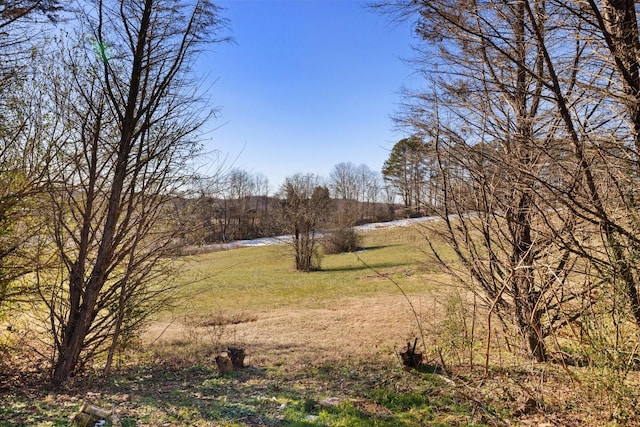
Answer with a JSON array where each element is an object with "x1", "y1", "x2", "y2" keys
[
  {"x1": 227, "y1": 346, "x2": 245, "y2": 369},
  {"x1": 399, "y1": 338, "x2": 423, "y2": 369},
  {"x1": 215, "y1": 352, "x2": 234, "y2": 375},
  {"x1": 215, "y1": 346, "x2": 246, "y2": 375}
]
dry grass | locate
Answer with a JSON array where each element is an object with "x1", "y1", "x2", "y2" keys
[{"x1": 146, "y1": 293, "x2": 430, "y2": 369}]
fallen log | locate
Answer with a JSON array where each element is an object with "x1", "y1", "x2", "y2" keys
[{"x1": 72, "y1": 402, "x2": 121, "y2": 427}]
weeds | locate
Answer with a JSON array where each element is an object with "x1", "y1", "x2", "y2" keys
[{"x1": 182, "y1": 310, "x2": 257, "y2": 352}]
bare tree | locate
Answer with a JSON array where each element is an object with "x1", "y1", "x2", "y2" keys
[
  {"x1": 329, "y1": 162, "x2": 361, "y2": 225},
  {"x1": 39, "y1": 0, "x2": 227, "y2": 385},
  {"x1": 356, "y1": 164, "x2": 383, "y2": 221},
  {"x1": 330, "y1": 162, "x2": 359, "y2": 202},
  {"x1": 205, "y1": 169, "x2": 254, "y2": 242},
  {"x1": 376, "y1": 0, "x2": 590, "y2": 361},
  {"x1": 326, "y1": 163, "x2": 379, "y2": 253},
  {"x1": 249, "y1": 172, "x2": 272, "y2": 236},
  {"x1": 0, "y1": 1, "x2": 62, "y2": 90},
  {"x1": 227, "y1": 169, "x2": 258, "y2": 239},
  {"x1": 279, "y1": 173, "x2": 331, "y2": 272},
  {"x1": 483, "y1": 0, "x2": 640, "y2": 341},
  {"x1": 191, "y1": 168, "x2": 272, "y2": 243},
  {"x1": 544, "y1": 0, "x2": 640, "y2": 331}
]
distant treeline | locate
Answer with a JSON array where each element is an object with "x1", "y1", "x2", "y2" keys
[{"x1": 176, "y1": 195, "x2": 406, "y2": 245}]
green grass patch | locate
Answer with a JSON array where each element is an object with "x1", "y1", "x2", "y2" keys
[
  {"x1": 0, "y1": 394, "x2": 80, "y2": 427},
  {"x1": 173, "y1": 225, "x2": 433, "y2": 315}
]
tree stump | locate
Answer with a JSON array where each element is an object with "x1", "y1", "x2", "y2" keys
[
  {"x1": 400, "y1": 338, "x2": 422, "y2": 369},
  {"x1": 215, "y1": 352, "x2": 234, "y2": 375},
  {"x1": 227, "y1": 346, "x2": 245, "y2": 369}
]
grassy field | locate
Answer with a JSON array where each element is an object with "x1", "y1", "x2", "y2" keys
[{"x1": 1, "y1": 222, "x2": 636, "y2": 426}]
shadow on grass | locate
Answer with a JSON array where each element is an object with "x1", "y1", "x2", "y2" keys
[
  {"x1": 323, "y1": 245, "x2": 415, "y2": 273},
  {"x1": 86, "y1": 364, "x2": 316, "y2": 426},
  {"x1": 354, "y1": 245, "x2": 394, "y2": 252},
  {"x1": 0, "y1": 363, "x2": 306, "y2": 426},
  {"x1": 322, "y1": 261, "x2": 414, "y2": 273},
  {"x1": 104, "y1": 362, "x2": 440, "y2": 426},
  {"x1": 414, "y1": 363, "x2": 446, "y2": 375},
  {"x1": 0, "y1": 357, "x2": 498, "y2": 427}
]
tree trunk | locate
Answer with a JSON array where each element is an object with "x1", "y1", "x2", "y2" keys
[
  {"x1": 511, "y1": 195, "x2": 546, "y2": 362},
  {"x1": 599, "y1": 0, "x2": 640, "y2": 331},
  {"x1": 510, "y1": 0, "x2": 546, "y2": 363},
  {"x1": 103, "y1": 282, "x2": 128, "y2": 377},
  {"x1": 52, "y1": 292, "x2": 96, "y2": 385},
  {"x1": 227, "y1": 346, "x2": 246, "y2": 369}
]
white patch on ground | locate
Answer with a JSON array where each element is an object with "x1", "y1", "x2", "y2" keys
[{"x1": 199, "y1": 216, "x2": 438, "y2": 251}]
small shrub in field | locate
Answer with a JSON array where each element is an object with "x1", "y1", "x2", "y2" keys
[{"x1": 323, "y1": 228, "x2": 361, "y2": 254}]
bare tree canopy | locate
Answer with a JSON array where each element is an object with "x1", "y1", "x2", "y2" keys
[
  {"x1": 329, "y1": 162, "x2": 382, "y2": 225},
  {"x1": 0, "y1": 0, "x2": 62, "y2": 315},
  {"x1": 0, "y1": 1, "x2": 62, "y2": 90}
]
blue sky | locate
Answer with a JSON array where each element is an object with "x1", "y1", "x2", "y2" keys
[{"x1": 200, "y1": 0, "x2": 417, "y2": 189}]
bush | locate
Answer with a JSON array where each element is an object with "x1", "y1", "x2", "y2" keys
[{"x1": 323, "y1": 228, "x2": 361, "y2": 254}]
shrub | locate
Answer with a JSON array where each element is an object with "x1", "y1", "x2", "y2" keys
[{"x1": 323, "y1": 228, "x2": 361, "y2": 254}]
